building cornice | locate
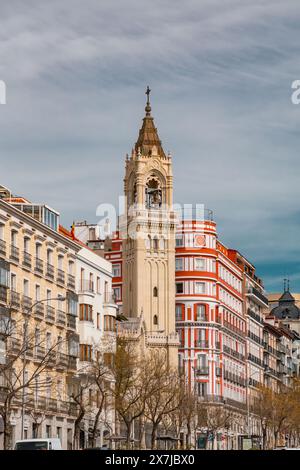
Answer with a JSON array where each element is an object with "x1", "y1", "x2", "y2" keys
[{"x1": 0, "y1": 199, "x2": 80, "y2": 252}]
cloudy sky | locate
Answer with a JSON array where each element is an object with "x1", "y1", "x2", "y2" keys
[{"x1": 0, "y1": 0, "x2": 300, "y2": 292}]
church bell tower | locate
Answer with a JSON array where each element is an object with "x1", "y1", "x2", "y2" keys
[{"x1": 122, "y1": 88, "x2": 178, "y2": 365}]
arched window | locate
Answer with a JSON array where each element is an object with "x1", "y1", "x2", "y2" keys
[
  {"x1": 153, "y1": 237, "x2": 159, "y2": 251},
  {"x1": 145, "y1": 177, "x2": 162, "y2": 208},
  {"x1": 146, "y1": 235, "x2": 151, "y2": 250},
  {"x1": 153, "y1": 287, "x2": 158, "y2": 297},
  {"x1": 153, "y1": 315, "x2": 158, "y2": 325}
]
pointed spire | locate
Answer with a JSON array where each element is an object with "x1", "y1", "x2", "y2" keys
[{"x1": 135, "y1": 87, "x2": 166, "y2": 158}]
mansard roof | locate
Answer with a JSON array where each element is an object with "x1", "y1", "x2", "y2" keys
[{"x1": 270, "y1": 290, "x2": 300, "y2": 320}]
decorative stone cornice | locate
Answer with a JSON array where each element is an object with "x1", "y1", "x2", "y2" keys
[{"x1": 9, "y1": 220, "x2": 22, "y2": 229}]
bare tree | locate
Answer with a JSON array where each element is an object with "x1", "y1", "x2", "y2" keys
[
  {"x1": 88, "y1": 345, "x2": 115, "y2": 447},
  {"x1": 144, "y1": 351, "x2": 182, "y2": 449},
  {"x1": 0, "y1": 312, "x2": 66, "y2": 449},
  {"x1": 174, "y1": 385, "x2": 198, "y2": 449},
  {"x1": 110, "y1": 339, "x2": 151, "y2": 449},
  {"x1": 197, "y1": 402, "x2": 234, "y2": 450}
]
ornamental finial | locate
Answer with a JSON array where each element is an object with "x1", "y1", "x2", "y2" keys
[{"x1": 145, "y1": 86, "x2": 151, "y2": 116}]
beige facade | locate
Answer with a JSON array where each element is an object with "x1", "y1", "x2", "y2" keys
[
  {"x1": 0, "y1": 197, "x2": 80, "y2": 449},
  {"x1": 121, "y1": 92, "x2": 178, "y2": 366}
]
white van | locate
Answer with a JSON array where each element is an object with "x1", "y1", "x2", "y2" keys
[{"x1": 14, "y1": 438, "x2": 62, "y2": 450}]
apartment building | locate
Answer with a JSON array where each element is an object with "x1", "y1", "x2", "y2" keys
[
  {"x1": 227, "y1": 251, "x2": 268, "y2": 439},
  {"x1": 0, "y1": 192, "x2": 80, "y2": 449},
  {"x1": 73, "y1": 221, "x2": 124, "y2": 312},
  {"x1": 60, "y1": 226, "x2": 118, "y2": 448},
  {"x1": 174, "y1": 212, "x2": 247, "y2": 449}
]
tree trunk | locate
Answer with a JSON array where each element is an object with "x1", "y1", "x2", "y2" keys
[
  {"x1": 186, "y1": 422, "x2": 192, "y2": 449},
  {"x1": 73, "y1": 408, "x2": 85, "y2": 450},
  {"x1": 91, "y1": 406, "x2": 103, "y2": 447},
  {"x1": 125, "y1": 421, "x2": 132, "y2": 449},
  {"x1": 274, "y1": 430, "x2": 278, "y2": 448},
  {"x1": 151, "y1": 423, "x2": 158, "y2": 450},
  {"x1": 3, "y1": 398, "x2": 13, "y2": 450},
  {"x1": 3, "y1": 417, "x2": 11, "y2": 450},
  {"x1": 262, "y1": 426, "x2": 267, "y2": 450}
]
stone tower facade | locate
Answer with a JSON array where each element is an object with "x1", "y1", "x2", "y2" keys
[{"x1": 121, "y1": 88, "x2": 179, "y2": 366}]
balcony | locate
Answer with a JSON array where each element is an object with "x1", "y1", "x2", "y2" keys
[
  {"x1": 196, "y1": 315, "x2": 209, "y2": 322},
  {"x1": 34, "y1": 346, "x2": 45, "y2": 361},
  {"x1": 47, "y1": 398, "x2": 58, "y2": 413},
  {"x1": 67, "y1": 274, "x2": 75, "y2": 290},
  {"x1": 247, "y1": 287, "x2": 268, "y2": 307},
  {"x1": 56, "y1": 352, "x2": 69, "y2": 369},
  {"x1": 8, "y1": 338, "x2": 21, "y2": 356},
  {"x1": 22, "y1": 251, "x2": 32, "y2": 269},
  {"x1": 56, "y1": 310, "x2": 66, "y2": 327},
  {"x1": 35, "y1": 397, "x2": 47, "y2": 410},
  {"x1": 266, "y1": 345, "x2": 277, "y2": 356},
  {"x1": 46, "y1": 350, "x2": 56, "y2": 368},
  {"x1": 223, "y1": 345, "x2": 245, "y2": 362},
  {"x1": 249, "y1": 377, "x2": 260, "y2": 388},
  {"x1": 9, "y1": 245, "x2": 19, "y2": 263},
  {"x1": 79, "y1": 279, "x2": 94, "y2": 294},
  {"x1": 248, "y1": 353, "x2": 263, "y2": 367},
  {"x1": 195, "y1": 340, "x2": 209, "y2": 349},
  {"x1": 104, "y1": 291, "x2": 117, "y2": 305},
  {"x1": 247, "y1": 308, "x2": 263, "y2": 324},
  {"x1": 10, "y1": 290, "x2": 20, "y2": 309},
  {"x1": 0, "y1": 286, "x2": 7, "y2": 303},
  {"x1": 68, "y1": 356, "x2": 77, "y2": 370},
  {"x1": 223, "y1": 320, "x2": 245, "y2": 338},
  {"x1": 224, "y1": 370, "x2": 246, "y2": 387},
  {"x1": 34, "y1": 303, "x2": 44, "y2": 319},
  {"x1": 0, "y1": 239, "x2": 6, "y2": 257},
  {"x1": 34, "y1": 257, "x2": 43, "y2": 275},
  {"x1": 264, "y1": 365, "x2": 279, "y2": 378},
  {"x1": 0, "y1": 306, "x2": 11, "y2": 335},
  {"x1": 197, "y1": 394, "x2": 224, "y2": 404},
  {"x1": 69, "y1": 402, "x2": 79, "y2": 416},
  {"x1": 22, "y1": 295, "x2": 32, "y2": 312},
  {"x1": 195, "y1": 366, "x2": 209, "y2": 375},
  {"x1": 67, "y1": 314, "x2": 76, "y2": 330},
  {"x1": 57, "y1": 269, "x2": 65, "y2": 285},
  {"x1": 225, "y1": 397, "x2": 247, "y2": 411},
  {"x1": 45, "y1": 263, "x2": 54, "y2": 280},
  {"x1": 247, "y1": 330, "x2": 263, "y2": 346},
  {"x1": 45, "y1": 305, "x2": 55, "y2": 323}
]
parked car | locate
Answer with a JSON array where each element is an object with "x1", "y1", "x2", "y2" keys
[{"x1": 14, "y1": 438, "x2": 62, "y2": 450}]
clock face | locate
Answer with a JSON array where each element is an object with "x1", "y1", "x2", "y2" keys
[{"x1": 194, "y1": 234, "x2": 206, "y2": 247}]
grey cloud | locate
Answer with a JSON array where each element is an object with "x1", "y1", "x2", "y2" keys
[{"x1": 0, "y1": 0, "x2": 300, "y2": 291}]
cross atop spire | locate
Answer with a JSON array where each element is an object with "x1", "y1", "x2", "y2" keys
[
  {"x1": 145, "y1": 85, "x2": 152, "y2": 116},
  {"x1": 146, "y1": 86, "x2": 151, "y2": 103},
  {"x1": 284, "y1": 277, "x2": 290, "y2": 292}
]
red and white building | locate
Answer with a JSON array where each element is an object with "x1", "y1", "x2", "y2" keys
[{"x1": 175, "y1": 215, "x2": 247, "y2": 409}]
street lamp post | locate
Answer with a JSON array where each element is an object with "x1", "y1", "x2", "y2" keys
[{"x1": 20, "y1": 295, "x2": 66, "y2": 440}]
